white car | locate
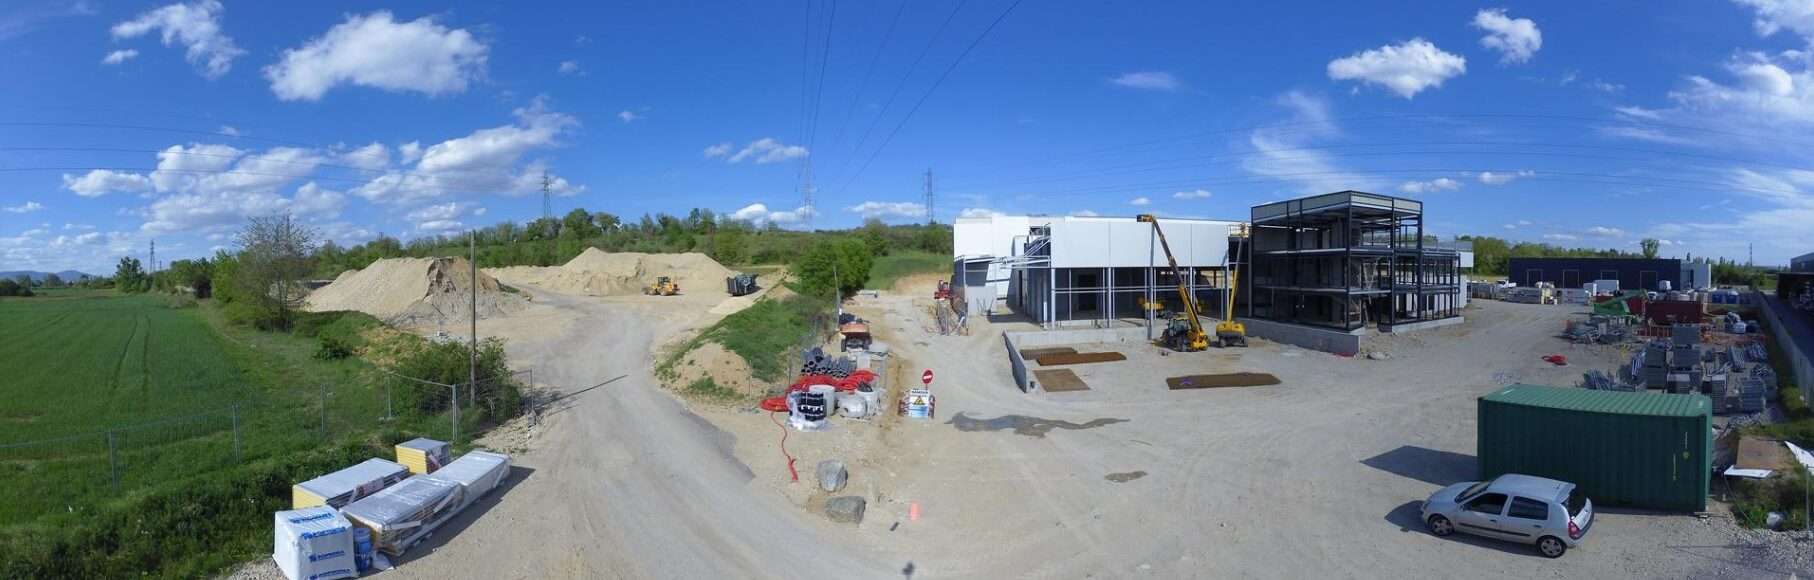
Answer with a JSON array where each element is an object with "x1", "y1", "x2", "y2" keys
[{"x1": 1420, "y1": 474, "x2": 1594, "y2": 558}]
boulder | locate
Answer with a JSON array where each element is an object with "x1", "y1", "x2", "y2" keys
[
  {"x1": 825, "y1": 496, "x2": 866, "y2": 524},
  {"x1": 817, "y1": 460, "x2": 848, "y2": 492}
]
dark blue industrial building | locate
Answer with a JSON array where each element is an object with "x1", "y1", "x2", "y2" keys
[{"x1": 1506, "y1": 257, "x2": 1682, "y2": 291}]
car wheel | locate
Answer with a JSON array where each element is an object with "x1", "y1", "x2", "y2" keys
[
  {"x1": 1426, "y1": 515, "x2": 1454, "y2": 537},
  {"x1": 1537, "y1": 536, "x2": 1566, "y2": 558}
]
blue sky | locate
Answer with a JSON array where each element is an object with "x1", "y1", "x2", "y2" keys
[{"x1": 3, "y1": 0, "x2": 1814, "y2": 274}]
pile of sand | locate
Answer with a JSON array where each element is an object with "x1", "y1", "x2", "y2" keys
[
  {"x1": 663, "y1": 341, "x2": 767, "y2": 400},
  {"x1": 304, "y1": 257, "x2": 527, "y2": 326},
  {"x1": 485, "y1": 248, "x2": 737, "y2": 297}
]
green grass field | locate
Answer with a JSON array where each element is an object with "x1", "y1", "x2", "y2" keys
[
  {"x1": 0, "y1": 292, "x2": 493, "y2": 577},
  {"x1": 867, "y1": 250, "x2": 949, "y2": 291}
]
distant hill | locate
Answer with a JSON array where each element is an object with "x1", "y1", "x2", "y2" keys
[{"x1": 0, "y1": 270, "x2": 97, "y2": 283}]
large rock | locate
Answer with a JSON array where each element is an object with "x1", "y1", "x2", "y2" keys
[
  {"x1": 816, "y1": 460, "x2": 848, "y2": 493},
  {"x1": 825, "y1": 496, "x2": 866, "y2": 524}
]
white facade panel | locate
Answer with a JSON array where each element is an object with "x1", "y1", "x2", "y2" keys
[
  {"x1": 957, "y1": 215, "x2": 1237, "y2": 269},
  {"x1": 954, "y1": 216, "x2": 1036, "y2": 259}
]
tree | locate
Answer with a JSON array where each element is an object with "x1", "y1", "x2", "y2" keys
[
  {"x1": 114, "y1": 257, "x2": 150, "y2": 293},
  {"x1": 592, "y1": 211, "x2": 621, "y2": 234},
  {"x1": 43, "y1": 273, "x2": 63, "y2": 288},
  {"x1": 562, "y1": 208, "x2": 600, "y2": 239},
  {"x1": 231, "y1": 212, "x2": 318, "y2": 330},
  {"x1": 793, "y1": 238, "x2": 874, "y2": 298},
  {"x1": 712, "y1": 226, "x2": 748, "y2": 265},
  {"x1": 860, "y1": 218, "x2": 891, "y2": 256},
  {"x1": 1639, "y1": 238, "x2": 1660, "y2": 259},
  {"x1": 167, "y1": 258, "x2": 215, "y2": 298},
  {"x1": 915, "y1": 223, "x2": 952, "y2": 254},
  {"x1": 0, "y1": 278, "x2": 30, "y2": 297}
]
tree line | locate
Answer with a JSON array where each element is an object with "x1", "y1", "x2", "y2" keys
[{"x1": 1458, "y1": 234, "x2": 1774, "y2": 286}]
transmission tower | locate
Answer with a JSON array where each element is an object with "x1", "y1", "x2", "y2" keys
[
  {"x1": 923, "y1": 168, "x2": 935, "y2": 224},
  {"x1": 149, "y1": 240, "x2": 156, "y2": 273},
  {"x1": 540, "y1": 171, "x2": 554, "y2": 222}
]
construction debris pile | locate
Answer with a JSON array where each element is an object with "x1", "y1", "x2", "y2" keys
[
  {"x1": 305, "y1": 257, "x2": 526, "y2": 326},
  {"x1": 270, "y1": 439, "x2": 511, "y2": 579},
  {"x1": 485, "y1": 248, "x2": 735, "y2": 297}
]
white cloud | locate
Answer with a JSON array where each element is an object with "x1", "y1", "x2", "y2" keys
[
  {"x1": 1613, "y1": 106, "x2": 1663, "y2": 120},
  {"x1": 1587, "y1": 79, "x2": 1625, "y2": 94},
  {"x1": 143, "y1": 144, "x2": 323, "y2": 196},
  {"x1": 338, "y1": 142, "x2": 390, "y2": 171},
  {"x1": 703, "y1": 142, "x2": 733, "y2": 158},
  {"x1": 64, "y1": 223, "x2": 95, "y2": 230},
  {"x1": 1735, "y1": 0, "x2": 1814, "y2": 41},
  {"x1": 3, "y1": 201, "x2": 44, "y2": 213},
  {"x1": 1477, "y1": 170, "x2": 1534, "y2": 185},
  {"x1": 1327, "y1": 38, "x2": 1467, "y2": 98},
  {"x1": 557, "y1": 60, "x2": 580, "y2": 75},
  {"x1": 1172, "y1": 189, "x2": 1212, "y2": 199},
  {"x1": 405, "y1": 201, "x2": 471, "y2": 223},
  {"x1": 110, "y1": 0, "x2": 243, "y2": 79},
  {"x1": 1502, "y1": 223, "x2": 1518, "y2": 230},
  {"x1": 141, "y1": 190, "x2": 292, "y2": 233},
  {"x1": 1596, "y1": 124, "x2": 1696, "y2": 145},
  {"x1": 1129, "y1": 196, "x2": 1151, "y2": 206},
  {"x1": 720, "y1": 138, "x2": 809, "y2": 164},
  {"x1": 1398, "y1": 177, "x2": 1462, "y2": 194},
  {"x1": 1110, "y1": 71, "x2": 1180, "y2": 91},
  {"x1": 1069, "y1": 210, "x2": 1100, "y2": 217},
  {"x1": 61, "y1": 170, "x2": 153, "y2": 197},
  {"x1": 1543, "y1": 233, "x2": 1580, "y2": 241},
  {"x1": 417, "y1": 220, "x2": 465, "y2": 232},
  {"x1": 1519, "y1": 220, "x2": 1533, "y2": 225},
  {"x1": 845, "y1": 201, "x2": 927, "y2": 220},
  {"x1": 290, "y1": 182, "x2": 346, "y2": 219},
  {"x1": 101, "y1": 49, "x2": 138, "y2": 65},
  {"x1": 618, "y1": 110, "x2": 640, "y2": 123},
  {"x1": 1472, "y1": 9, "x2": 1542, "y2": 64},
  {"x1": 265, "y1": 11, "x2": 488, "y2": 101},
  {"x1": 958, "y1": 208, "x2": 1005, "y2": 219},
  {"x1": 397, "y1": 141, "x2": 423, "y2": 164},
  {"x1": 727, "y1": 203, "x2": 816, "y2": 226},
  {"x1": 1243, "y1": 91, "x2": 1383, "y2": 194},
  {"x1": 352, "y1": 99, "x2": 581, "y2": 204},
  {"x1": 1666, "y1": 52, "x2": 1814, "y2": 128},
  {"x1": 1585, "y1": 226, "x2": 1627, "y2": 237},
  {"x1": 218, "y1": 125, "x2": 241, "y2": 137}
]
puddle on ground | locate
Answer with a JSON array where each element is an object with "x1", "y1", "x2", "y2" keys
[
  {"x1": 1105, "y1": 471, "x2": 1147, "y2": 483},
  {"x1": 946, "y1": 412, "x2": 1129, "y2": 438}
]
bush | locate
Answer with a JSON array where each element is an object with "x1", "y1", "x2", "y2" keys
[
  {"x1": 387, "y1": 337, "x2": 520, "y2": 418},
  {"x1": 1732, "y1": 470, "x2": 1810, "y2": 530},
  {"x1": 792, "y1": 238, "x2": 874, "y2": 298}
]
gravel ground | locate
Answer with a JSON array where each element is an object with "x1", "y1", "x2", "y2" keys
[{"x1": 227, "y1": 286, "x2": 1814, "y2": 579}]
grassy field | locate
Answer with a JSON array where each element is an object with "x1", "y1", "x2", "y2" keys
[
  {"x1": 867, "y1": 250, "x2": 948, "y2": 291},
  {"x1": 0, "y1": 291, "x2": 500, "y2": 577}
]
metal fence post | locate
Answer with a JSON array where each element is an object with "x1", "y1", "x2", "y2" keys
[
  {"x1": 106, "y1": 430, "x2": 119, "y2": 490},
  {"x1": 231, "y1": 405, "x2": 242, "y2": 462},
  {"x1": 385, "y1": 382, "x2": 394, "y2": 421},
  {"x1": 320, "y1": 384, "x2": 329, "y2": 439}
]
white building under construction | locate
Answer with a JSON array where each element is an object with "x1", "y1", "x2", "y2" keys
[{"x1": 952, "y1": 214, "x2": 1244, "y2": 328}]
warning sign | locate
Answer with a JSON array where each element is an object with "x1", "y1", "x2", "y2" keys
[{"x1": 900, "y1": 388, "x2": 936, "y2": 419}]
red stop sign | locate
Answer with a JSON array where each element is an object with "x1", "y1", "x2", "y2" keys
[{"x1": 921, "y1": 369, "x2": 934, "y2": 385}]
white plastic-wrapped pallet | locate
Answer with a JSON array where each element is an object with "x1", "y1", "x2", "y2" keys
[
  {"x1": 422, "y1": 450, "x2": 511, "y2": 512},
  {"x1": 341, "y1": 475, "x2": 464, "y2": 556},
  {"x1": 273, "y1": 506, "x2": 358, "y2": 580}
]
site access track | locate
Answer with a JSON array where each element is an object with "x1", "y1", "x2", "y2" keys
[{"x1": 380, "y1": 288, "x2": 895, "y2": 579}]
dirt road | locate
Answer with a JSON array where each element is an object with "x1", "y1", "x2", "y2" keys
[{"x1": 380, "y1": 288, "x2": 900, "y2": 578}]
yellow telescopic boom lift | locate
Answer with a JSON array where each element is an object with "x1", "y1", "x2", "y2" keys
[{"x1": 1137, "y1": 214, "x2": 1209, "y2": 351}]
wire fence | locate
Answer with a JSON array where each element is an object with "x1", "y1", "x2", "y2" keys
[{"x1": 0, "y1": 370, "x2": 531, "y2": 523}]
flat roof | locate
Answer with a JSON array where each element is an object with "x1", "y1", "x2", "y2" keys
[
  {"x1": 1251, "y1": 190, "x2": 1424, "y2": 224},
  {"x1": 955, "y1": 214, "x2": 1240, "y2": 224},
  {"x1": 1482, "y1": 384, "x2": 1709, "y2": 418}
]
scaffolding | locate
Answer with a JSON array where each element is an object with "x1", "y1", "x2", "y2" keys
[{"x1": 1246, "y1": 191, "x2": 1461, "y2": 331}]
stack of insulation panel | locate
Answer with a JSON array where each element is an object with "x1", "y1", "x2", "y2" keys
[
  {"x1": 292, "y1": 458, "x2": 410, "y2": 509},
  {"x1": 272, "y1": 506, "x2": 357, "y2": 580},
  {"x1": 423, "y1": 450, "x2": 511, "y2": 512},
  {"x1": 341, "y1": 475, "x2": 464, "y2": 556},
  {"x1": 395, "y1": 438, "x2": 451, "y2": 475}
]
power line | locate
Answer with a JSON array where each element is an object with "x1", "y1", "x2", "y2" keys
[
  {"x1": 832, "y1": 0, "x2": 1025, "y2": 196},
  {"x1": 831, "y1": 0, "x2": 972, "y2": 184},
  {"x1": 828, "y1": 0, "x2": 909, "y2": 153}
]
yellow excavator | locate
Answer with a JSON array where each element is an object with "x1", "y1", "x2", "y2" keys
[
  {"x1": 643, "y1": 276, "x2": 680, "y2": 296},
  {"x1": 1137, "y1": 214, "x2": 1246, "y2": 350}
]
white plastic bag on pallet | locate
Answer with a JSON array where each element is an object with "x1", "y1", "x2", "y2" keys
[
  {"x1": 422, "y1": 450, "x2": 511, "y2": 512},
  {"x1": 273, "y1": 506, "x2": 358, "y2": 580}
]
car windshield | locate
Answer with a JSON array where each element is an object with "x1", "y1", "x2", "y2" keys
[{"x1": 1457, "y1": 481, "x2": 1491, "y2": 502}]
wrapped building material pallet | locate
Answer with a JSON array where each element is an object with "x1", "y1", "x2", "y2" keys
[
  {"x1": 423, "y1": 450, "x2": 511, "y2": 512},
  {"x1": 395, "y1": 438, "x2": 451, "y2": 475},
  {"x1": 293, "y1": 458, "x2": 410, "y2": 509},
  {"x1": 273, "y1": 506, "x2": 358, "y2": 580},
  {"x1": 342, "y1": 475, "x2": 464, "y2": 556}
]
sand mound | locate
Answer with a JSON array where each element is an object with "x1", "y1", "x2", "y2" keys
[
  {"x1": 486, "y1": 248, "x2": 737, "y2": 297},
  {"x1": 305, "y1": 257, "x2": 527, "y2": 326},
  {"x1": 665, "y1": 341, "x2": 767, "y2": 399}
]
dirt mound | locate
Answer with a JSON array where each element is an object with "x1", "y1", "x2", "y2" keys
[
  {"x1": 304, "y1": 257, "x2": 526, "y2": 327},
  {"x1": 486, "y1": 248, "x2": 737, "y2": 297},
  {"x1": 664, "y1": 341, "x2": 768, "y2": 400}
]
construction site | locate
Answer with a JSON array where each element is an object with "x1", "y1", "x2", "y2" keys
[{"x1": 210, "y1": 190, "x2": 1812, "y2": 580}]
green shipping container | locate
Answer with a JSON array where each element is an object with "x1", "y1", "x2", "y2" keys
[{"x1": 1478, "y1": 384, "x2": 1710, "y2": 512}]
